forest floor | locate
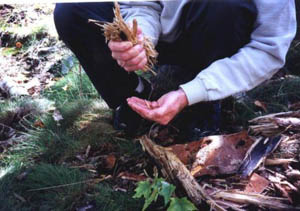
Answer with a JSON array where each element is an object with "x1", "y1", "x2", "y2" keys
[{"x1": 0, "y1": 4, "x2": 300, "y2": 211}]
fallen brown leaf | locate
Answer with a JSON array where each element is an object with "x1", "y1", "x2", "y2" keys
[
  {"x1": 244, "y1": 173, "x2": 270, "y2": 194},
  {"x1": 254, "y1": 100, "x2": 268, "y2": 112},
  {"x1": 117, "y1": 171, "x2": 147, "y2": 182},
  {"x1": 191, "y1": 131, "x2": 255, "y2": 177},
  {"x1": 105, "y1": 154, "x2": 116, "y2": 169},
  {"x1": 34, "y1": 120, "x2": 45, "y2": 128},
  {"x1": 166, "y1": 140, "x2": 203, "y2": 166}
]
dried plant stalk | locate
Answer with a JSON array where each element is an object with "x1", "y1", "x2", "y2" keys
[{"x1": 89, "y1": 2, "x2": 158, "y2": 75}]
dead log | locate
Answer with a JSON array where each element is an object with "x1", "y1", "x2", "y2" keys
[{"x1": 139, "y1": 135, "x2": 226, "y2": 211}]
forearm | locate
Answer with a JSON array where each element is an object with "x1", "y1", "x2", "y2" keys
[{"x1": 180, "y1": 0, "x2": 297, "y2": 105}]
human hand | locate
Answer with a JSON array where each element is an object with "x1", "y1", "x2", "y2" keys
[
  {"x1": 127, "y1": 89, "x2": 188, "y2": 125},
  {"x1": 108, "y1": 27, "x2": 147, "y2": 72}
]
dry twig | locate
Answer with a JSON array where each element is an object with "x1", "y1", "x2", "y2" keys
[
  {"x1": 249, "y1": 110, "x2": 300, "y2": 136},
  {"x1": 139, "y1": 135, "x2": 226, "y2": 211},
  {"x1": 213, "y1": 191, "x2": 298, "y2": 210},
  {"x1": 89, "y1": 2, "x2": 158, "y2": 75}
]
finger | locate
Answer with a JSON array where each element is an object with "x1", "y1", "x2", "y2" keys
[
  {"x1": 138, "y1": 35, "x2": 144, "y2": 43},
  {"x1": 125, "y1": 50, "x2": 146, "y2": 66},
  {"x1": 124, "y1": 65, "x2": 139, "y2": 72},
  {"x1": 124, "y1": 58, "x2": 146, "y2": 71},
  {"x1": 117, "y1": 60, "x2": 125, "y2": 67},
  {"x1": 128, "y1": 97, "x2": 159, "y2": 111},
  {"x1": 150, "y1": 101, "x2": 159, "y2": 108},
  {"x1": 127, "y1": 98, "x2": 147, "y2": 109},
  {"x1": 108, "y1": 41, "x2": 132, "y2": 52},
  {"x1": 137, "y1": 27, "x2": 142, "y2": 35},
  {"x1": 125, "y1": 44, "x2": 143, "y2": 60},
  {"x1": 123, "y1": 59, "x2": 146, "y2": 72},
  {"x1": 127, "y1": 97, "x2": 148, "y2": 106},
  {"x1": 128, "y1": 100, "x2": 154, "y2": 120},
  {"x1": 137, "y1": 28, "x2": 144, "y2": 41},
  {"x1": 112, "y1": 51, "x2": 129, "y2": 61},
  {"x1": 128, "y1": 99, "x2": 170, "y2": 124},
  {"x1": 112, "y1": 51, "x2": 122, "y2": 60},
  {"x1": 137, "y1": 57, "x2": 147, "y2": 70},
  {"x1": 112, "y1": 44, "x2": 143, "y2": 61}
]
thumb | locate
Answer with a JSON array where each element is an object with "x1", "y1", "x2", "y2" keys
[
  {"x1": 150, "y1": 101, "x2": 159, "y2": 109},
  {"x1": 137, "y1": 27, "x2": 143, "y2": 35}
]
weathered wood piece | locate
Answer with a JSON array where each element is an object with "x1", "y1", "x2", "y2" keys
[
  {"x1": 213, "y1": 191, "x2": 299, "y2": 210},
  {"x1": 139, "y1": 135, "x2": 226, "y2": 211},
  {"x1": 249, "y1": 110, "x2": 300, "y2": 136}
]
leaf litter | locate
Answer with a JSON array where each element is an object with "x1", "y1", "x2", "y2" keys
[{"x1": 1, "y1": 2, "x2": 300, "y2": 211}]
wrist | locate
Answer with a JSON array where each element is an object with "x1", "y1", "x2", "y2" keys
[{"x1": 177, "y1": 88, "x2": 188, "y2": 110}]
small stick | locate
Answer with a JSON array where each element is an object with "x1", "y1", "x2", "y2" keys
[
  {"x1": 133, "y1": 19, "x2": 138, "y2": 42},
  {"x1": 144, "y1": 100, "x2": 151, "y2": 109},
  {"x1": 265, "y1": 158, "x2": 296, "y2": 166}
]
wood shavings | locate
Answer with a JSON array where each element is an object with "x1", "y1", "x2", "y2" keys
[{"x1": 89, "y1": 2, "x2": 158, "y2": 75}]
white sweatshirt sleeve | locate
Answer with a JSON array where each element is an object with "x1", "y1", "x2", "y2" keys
[
  {"x1": 119, "y1": 1, "x2": 162, "y2": 45},
  {"x1": 180, "y1": 0, "x2": 297, "y2": 105}
]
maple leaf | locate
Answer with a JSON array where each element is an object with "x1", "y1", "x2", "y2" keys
[
  {"x1": 167, "y1": 197, "x2": 197, "y2": 211},
  {"x1": 160, "y1": 181, "x2": 176, "y2": 206},
  {"x1": 133, "y1": 180, "x2": 151, "y2": 199}
]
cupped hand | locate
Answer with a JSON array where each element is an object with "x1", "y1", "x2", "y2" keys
[
  {"x1": 108, "y1": 27, "x2": 147, "y2": 72},
  {"x1": 127, "y1": 89, "x2": 188, "y2": 125}
]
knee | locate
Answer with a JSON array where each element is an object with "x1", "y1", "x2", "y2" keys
[{"x1": 54, "y1": 3, "x2": 78, "y2": 39}]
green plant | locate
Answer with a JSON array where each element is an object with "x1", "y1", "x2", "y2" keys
[
  {"x1": 133, "y1": 177, "x2": 197, "y2": 211},
  {"x1": 92, "y1": 183, "x2": 143, "y2": 211}
]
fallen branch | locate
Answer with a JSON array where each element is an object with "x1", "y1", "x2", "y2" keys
[
  {"x1": 213, "y1": 191, "x2": 299, "y2": 210},
  {"x1": 139, "y1": 135, "x2": 226, "y2": 211},
  {"x1": 249, "y1": 110, "x2": 300, "y2": 136}
]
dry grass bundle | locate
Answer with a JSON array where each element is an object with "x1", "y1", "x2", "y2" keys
[{"x1": 89, "y1": 2, "x2": 158, "y2": 75}]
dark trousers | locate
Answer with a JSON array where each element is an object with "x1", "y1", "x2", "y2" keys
[{"x1": 54, "y1": 1, "x2": 257, "y2": 110}]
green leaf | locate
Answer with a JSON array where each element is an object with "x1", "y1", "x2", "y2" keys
[
  {"x1": 159, "y1": 181, "x2": 176, "y2": 206},
  {"x1": 141, "y1": 177, "x2": 163, "y2": 211},
  {"x1": 143, "y1": 188, "x2": 159, "y2": 211},
  {"x1": 133, "y1": 181, "x2": 152, "y2": 199},
  {"x1": 167, "y1": 197, "x2": 197, "y2": 211},
  {"x1": 152, "y1": 177, "x2": 164, "y2": 189}
]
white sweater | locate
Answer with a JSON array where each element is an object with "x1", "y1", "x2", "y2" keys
[{"x1": 120, "y1": 0, "x2": 297, "y2": 105}]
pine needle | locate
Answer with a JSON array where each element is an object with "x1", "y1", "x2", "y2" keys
[{"x1": 27, "y1": 176, "x2": 112, "y2": 192}]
